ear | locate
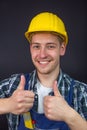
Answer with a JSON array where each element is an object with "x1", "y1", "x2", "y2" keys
[
  {"x1": 60, "y1": 42, "x2": 66, "y2": 56},
  {"x1": 30, "y1": 43, "x2": 32, "y2": 54}
]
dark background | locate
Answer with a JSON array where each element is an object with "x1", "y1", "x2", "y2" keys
[
  {"x1": 0, "y1": 0, "x2": 87, "y2": 129},
  {"x1": 0, "y1": 0, "x2": 87, "y2": 83}
]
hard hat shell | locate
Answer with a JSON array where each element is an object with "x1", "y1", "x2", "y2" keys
[{"x1": 25, "y1": 12, "x2": 68, "y2": 45}]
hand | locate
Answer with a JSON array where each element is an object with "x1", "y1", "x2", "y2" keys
[
  {"x1": 8, "y1": 75, "x2": 35, "y2": 115},
  {"x1": 43, "y1": 81, "x2": 72, "y2": 121}
]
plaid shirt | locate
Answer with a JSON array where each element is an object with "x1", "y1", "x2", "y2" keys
[{"x1": 0, "y1": 69, "x2": 87, "y2": 130}]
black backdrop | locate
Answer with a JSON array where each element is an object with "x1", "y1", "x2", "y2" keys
[
  {"x1": 0, "y1": 0, "x2": 87, "y2": 83},
  {"x1": 0, "y1": 0, "x2": 87, "y2": 129}
]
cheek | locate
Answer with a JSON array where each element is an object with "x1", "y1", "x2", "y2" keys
[{"x1": 50, "y1": 51, "x2": 59, "y2": 60}]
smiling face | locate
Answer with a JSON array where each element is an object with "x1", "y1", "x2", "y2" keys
[{"x1": 30, "y1": 32, "x2": 66, "y2": 77}]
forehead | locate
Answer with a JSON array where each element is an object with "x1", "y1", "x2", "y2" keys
[{"x1": 31, "y1": 32, "x2": 59, "y2": 43}]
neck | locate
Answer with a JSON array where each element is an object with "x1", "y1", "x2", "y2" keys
[{"x1": 37, "y1": 69, "x2": 60, "y2": 88}]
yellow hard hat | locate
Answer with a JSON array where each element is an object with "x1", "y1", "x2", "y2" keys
[{"x1": 25, "y1": 12, "x2": 68, "y2": 45}]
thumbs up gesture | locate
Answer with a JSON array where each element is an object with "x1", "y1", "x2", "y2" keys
[
  {"x1": 44, "y1": 81, "x2": 71, "y2": 122},
  {"x1": 8, "y1": 75, "x2": 35, "y2": 115}
]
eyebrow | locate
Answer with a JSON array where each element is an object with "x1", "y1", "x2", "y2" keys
[{"x1": 31, "y1": 42, "x2": 57, "y2": 45}]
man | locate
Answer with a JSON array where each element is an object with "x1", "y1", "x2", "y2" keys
[{"x1": 0, "y1": 12, "x2": 87, "y2": 130}]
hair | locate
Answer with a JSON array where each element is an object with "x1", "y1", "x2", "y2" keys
[{"x1": 28, "y1": 31, "x2": 65, "y2": 45}]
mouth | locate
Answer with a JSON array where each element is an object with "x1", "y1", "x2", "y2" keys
[
  {"x1": 34, "y1": 57, "x2": 52, "y2": 67},
  {"x1": 37, "y1": 60, "x2": 50, "y2": 67},
  {"x1": 39, "y1": 61, "x2": 49, "y2": 64}
]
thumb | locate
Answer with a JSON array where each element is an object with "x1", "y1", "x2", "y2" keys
[
  {"x1": 53, "y1": 81, "x2": 61, "y2": 97},
  {"x1": 18, "y1": 75, "x2": 26, "y2": 90}
]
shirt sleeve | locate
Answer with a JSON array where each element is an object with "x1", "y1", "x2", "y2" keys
[
  {"x1": 73, "y1": 81, "x2": 87, "y2": 120},
  {"x1": 0, "y1": 74, "x2": 21, "y2": 98},
  {"x1": 80, "y1": 83, "x2": 87, "y2": 120}
]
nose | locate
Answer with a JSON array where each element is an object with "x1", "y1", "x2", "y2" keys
[{"x1": 39, "y1": 47, "x2": 47, "y2": 58}]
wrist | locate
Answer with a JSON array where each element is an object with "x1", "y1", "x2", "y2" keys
[
  {"x1": 0, "y1": 98, "x2": 11, "y2": 114},
  {"x1": 65, "y1": 107, "x2": 87, "y2": 130},
  {"x1": 64, "y1": 107, "x2": 77, "y2": 125}
]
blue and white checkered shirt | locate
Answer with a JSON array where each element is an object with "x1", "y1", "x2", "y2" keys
[{"x1": 0, "y1": 69, "x2": 87, "y2": 130}]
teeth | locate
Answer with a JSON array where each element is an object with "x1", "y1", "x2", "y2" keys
[{"x1": 39, "y1": 61, "x2": 48, "y2": 64}]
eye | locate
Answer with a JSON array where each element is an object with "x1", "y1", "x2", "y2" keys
[
  {"x1": 32, "y1": 44, "x2": 40, "y2": 49},
  {"x1": 47, "y1": 44, "x2": 56, "y2": 49}
]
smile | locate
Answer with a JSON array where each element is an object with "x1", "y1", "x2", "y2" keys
[{"x1": 39, "y1": 61, "x2": 49, "y2": 64}]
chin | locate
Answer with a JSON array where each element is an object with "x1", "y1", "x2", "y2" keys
[{"x1": 37, "y1": 68, "x2": 51, "y2": 75}]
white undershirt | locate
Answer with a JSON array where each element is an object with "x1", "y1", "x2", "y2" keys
[{"x1": 36, "y1": 81, "x2": 53, "y2": 113}]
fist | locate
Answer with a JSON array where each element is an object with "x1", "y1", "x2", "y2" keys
[{"x1": 8, "y1": 75, "x2": 35, "y2": 114}]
